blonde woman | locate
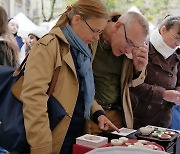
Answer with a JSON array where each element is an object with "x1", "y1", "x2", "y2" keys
[{"x1": 21, "y1": 0, "x2": 118, "y2": 154}]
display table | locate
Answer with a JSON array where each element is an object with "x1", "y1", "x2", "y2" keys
[
  {"x1": 73, "y1": 138, "x2": 165, "y2": 154},
  {"x1": 99, "y1": 129, "x2": 180, "y2": 154}
]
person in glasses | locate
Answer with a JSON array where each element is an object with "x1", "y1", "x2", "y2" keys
[
  {"x1": 90, "y1": 11, "x2": 149, "y2": 134},
  {"x1": 20, "y1": 0, "x2": 119, "y2": 154},
  {"x1": 130, "y1": 15, "x2": 180, "y2": 129}
]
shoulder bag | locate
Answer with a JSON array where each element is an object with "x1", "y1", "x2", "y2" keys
[{"x1": 0, "y1": 39, "x2": 66, "y2": 152}]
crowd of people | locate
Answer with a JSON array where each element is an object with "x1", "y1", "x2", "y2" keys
[{"x1": 0, "y1": 0, "x2": 180, "y2": 153}]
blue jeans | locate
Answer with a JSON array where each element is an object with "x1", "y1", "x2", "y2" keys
[{"x1": 0, "y1": 147, "x2": 8, "y2": 154}]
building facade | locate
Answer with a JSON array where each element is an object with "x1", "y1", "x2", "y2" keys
[{"x1": 0, "y1": 0, "x2": 66, "y2": 25}]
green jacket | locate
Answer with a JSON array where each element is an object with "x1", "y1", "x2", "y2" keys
[
  {"x1": 91, "y1": 46, "x2": 146, "y2": 129},
  {"x1": 120, "y1": 55, "x2": 146, "y2": 128}
]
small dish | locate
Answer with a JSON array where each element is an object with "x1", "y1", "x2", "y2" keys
[
  {"x1": 139, "y1": 127, "x2": 153, "y2": 135},
  {"x1": 144, "y1": 144, "x2": 158, "y2": 150},
  {"x1": 111, "y1": 139, "x2": 123, "y2": 146},
  {"x1": 125, "y1": 142, "x2": 132, "y2": 146},
  {"x1": 146, "y1": 125, "x2": 155, "y2": 131},
  {"x1": 154, "y1": 130, "x2": 163, "y2": 134},
  {"x1": 134, "y1": 142, "x2": 144, "y2": 147},
  {"x1": 164, "y1": 130, "x2": 175, "y2": 135},
  {"x1": 152, "y1": 130, "x2": 164, "y2": 137},
  {"x1": 119, "y1": 137, "x2": 129, "y2": 143},
  {"x1": 157, "y1": 127, "x2": 167, "y2": 132},
  {"x1": 158, "y1": 134, "x2": 171, "y2": 140}
]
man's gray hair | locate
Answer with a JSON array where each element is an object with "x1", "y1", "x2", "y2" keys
[{"x1": 119, "y1": 11, "x2": 149, "y2": 36}]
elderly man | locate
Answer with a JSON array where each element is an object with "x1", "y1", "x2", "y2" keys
[{"x1": 90, "y1": 11, "x2": 149, "y2": 134}]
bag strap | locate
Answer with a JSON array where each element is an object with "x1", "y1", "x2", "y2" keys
[
  {"x1": 13, "y1": 55, "x2": 28, "y2": 76},
  {"x1": 47, "y1": 66, "x2": 60, "y2": 96},
  {"x1": 47, "y1": 36, "x2": 62, "y2": 96}
]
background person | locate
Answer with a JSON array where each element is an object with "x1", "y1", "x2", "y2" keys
[
  {"x1": 21, "y1": 0, "x2": 118, "y2": 154},
  {"x1": 19, "y1": 28, "x2": 47, "y2": 63},
  {"x1": 0, "y1": 6, "x2": 19, "y2": 68},
  {"x1": 90, "y1": 11, "x2": 149, "y2": 135},
  {"x1": 8, "y1": 18, "x2": 24, "y2": 50},
  {"x1": 130, "y1": 15, "x2": 180, "y2": 129},
  {"x1": 0, "y1": 5, "x2": 19, "y2": 154}
]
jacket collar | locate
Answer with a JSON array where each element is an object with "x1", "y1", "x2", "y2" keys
[
  {"x1": 49, "y1": 27, "x2": 78, "y2": 77},
  {"x1": 49, "y1": 26, "x2": 69, "y2": 45},
  {"x1": 149, "y1": 43, "x2": 180, "y2": 71}
]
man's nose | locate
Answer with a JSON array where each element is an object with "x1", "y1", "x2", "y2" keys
[
  {"x1": 93, "y1": 33, "x2": 100, "y2": 41},
  {"x1": 125, "y1": 46, "x2": 134, "y2": 54}
]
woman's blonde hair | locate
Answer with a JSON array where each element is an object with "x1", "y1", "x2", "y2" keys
[
  {"x1": 55, "y1": 0, "x2": 108, "y2": 27},
  {"x1": 0, "y1": 6, "x2": 19, "y2": 67}
]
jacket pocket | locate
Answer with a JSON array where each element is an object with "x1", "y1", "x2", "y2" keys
[{"x1": 47, "y1": 95, "x2": 67, "y2": 130}]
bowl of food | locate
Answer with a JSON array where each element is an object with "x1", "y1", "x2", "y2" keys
[
  {"x1": 119, "y1": 137, "x2": 129, "y2": 143},
  {"x1": 157, "y1": 127, "x2": 167, "y2": 132},
  {"x1": 164, "y1": 130, "x2": 175, "y2": 136},
  {"x1": 152, "y1": 130, "x2": 164, "y2": 137},
  {"x1": 139, "y1": 127, "x2": 153, "y2": 135},
  {"x1": 111, "y1": 139, "x2": 123, "y2": 146}
]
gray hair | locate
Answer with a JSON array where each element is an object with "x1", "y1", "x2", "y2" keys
[
  {"x1": 119, "y1": 11, "x2": 149, "y2": 36},
  {"x1": 158, "y1": 15, "x2": 180, "y2": 34}
]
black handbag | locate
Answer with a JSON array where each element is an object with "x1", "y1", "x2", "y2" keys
[{"x1": 0, "y1": 48, "x2": 66, "y2": 152}]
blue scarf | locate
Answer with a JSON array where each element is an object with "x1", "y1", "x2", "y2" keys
[{"x1": 61, "y1": 24, "x2": 95, "y2": 118}]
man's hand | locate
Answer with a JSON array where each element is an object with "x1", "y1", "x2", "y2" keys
[
  {"x1": 163, "y1": 90, "x2": 180, "y2": 104},
  {"x1": 132, "y1": 43, "x2": 148, "y2": 72},
  {"x1": 97, "y1": 115, "x2": 120, "y2": 132}
]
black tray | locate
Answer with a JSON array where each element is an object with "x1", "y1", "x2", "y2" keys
[{"x1": 135, "y1": 129, "x2": 179, "y2": 142}]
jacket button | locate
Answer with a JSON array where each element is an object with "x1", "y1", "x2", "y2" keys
[
  {"x1": 155, "y1": 72, "x2": 159, "y2": 76},
  {"x1": 168, "y1": 73, "x2": 173, "y2": 77},
  {"x1": 0, "y1": 121, "x2": 2, "y2": 125},
  {"x1": 148, "y1": 105, "x2": 152, "y2": 110},
  {"x1": 161, "y1": 105, "x2": 165, "y2": 109}
]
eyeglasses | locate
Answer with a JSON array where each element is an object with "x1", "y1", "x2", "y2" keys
[
  {"x1": 169, "y1": 30, "x2": 180, "y2": 41},
  {"x1": 82, "y1": 17, "x2": 103, "y2": 35},
  {"x1": 122, "y1": 23, "x2": 140, "y2": 49}
]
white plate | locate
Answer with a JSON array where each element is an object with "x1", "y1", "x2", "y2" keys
[
  {"x1": 111, "y1": 127, "x2": 137, "y2": 136},
  {"x1": 158, "y1": 134, "x2": 171, "y2": 140},
  {"x1": 164, "y1": 131, "x2": 175, "y2": 135},
  {"x1": 111, "y1": 139, "x2": 123, "y2": 146}
]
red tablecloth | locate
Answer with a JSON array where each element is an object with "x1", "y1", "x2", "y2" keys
[
  {"x1": 73, "y1": 139, "x2": 165, "y2": 154},
  {"x1": 73, "y1": 143, "x2": 111, "y2": 154}
]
